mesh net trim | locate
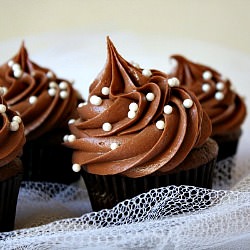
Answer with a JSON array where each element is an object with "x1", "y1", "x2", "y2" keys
[{"x1": 0, "y1": 157, "x2": 250, "y2": 249}]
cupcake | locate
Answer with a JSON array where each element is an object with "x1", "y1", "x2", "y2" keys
[
  {"x1": 0, "y1": 43, "x2": 82, "y2": 184},
  {"x1": 0, "y1": 94, "x2": 25, "y2": 231},
  {"x1": 64, "y1": 37, "x2": 218, "y2": 211},
  {"x1": 169, "y1": 55, "x2": 247, "y2": 161}
]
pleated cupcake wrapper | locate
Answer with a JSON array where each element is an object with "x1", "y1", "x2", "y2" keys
[
  {"x1": 82, "y1": 159, "x2": 216, "y2": 211},
  {"x1": 0, "y1": 173, "x2": 22, "y2": 232},
  {"x1": 22, "y1": 130, "x2": 80, "y2": 184},
  {"x1": 215, "y1": 137, "x2": 240, "y2": 162}
]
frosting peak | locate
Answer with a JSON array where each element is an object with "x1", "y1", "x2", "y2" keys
[{"x1": 65, "y1": 38, "x2": 212, "y2": 178}]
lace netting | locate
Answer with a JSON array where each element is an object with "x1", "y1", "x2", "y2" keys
[{"x1": 0, "y1": 155, "x2": 250, "y2": 250}]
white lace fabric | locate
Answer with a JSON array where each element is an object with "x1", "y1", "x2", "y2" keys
[{"x1": 0, "y1": 157, "x2": 250, "y2": 250}]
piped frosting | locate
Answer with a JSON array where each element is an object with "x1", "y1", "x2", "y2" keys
[
  {"x1": 0, "y1": 43, "x2": 80, "y2": 140},
  {"x1": 169, "y1": 55, "x2": 247, "y2": 136},
  {"x1": 0, "y1": 95, "x2": 25, "y2": 167},
  {"x1": 65, "y1": 38, "x2": 212, "y2": 178}
]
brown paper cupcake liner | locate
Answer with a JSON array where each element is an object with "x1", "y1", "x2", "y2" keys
[
  {"x1": 213, "y1": 129, "x2": 242, "y2": 162},
  {"x1": 82, "y1": 159, "x2": 216, "y2": 211},
  {"x1": 21, "y1": 129, "x2": 80, "y2": 184},
  {"x1": 0, "y1": 172, "x2": 22, "y2": 232}
]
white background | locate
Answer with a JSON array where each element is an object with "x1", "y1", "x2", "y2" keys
[{"x1": 0, "y1": 0, "x2": 250, "y2": 54}]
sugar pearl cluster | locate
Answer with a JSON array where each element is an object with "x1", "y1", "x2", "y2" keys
[
  {"x1": 48, "y1": 80, "x2": 69, "y2": 99},
  {"x1": 70, "y1": 74, "x2": 196, "y2": 172},
  {"x1": 8, "y1": 60, "x2": 23, "y2": 78},
  {"x1": 202, "y1": 70, "x2": 225, "y2": 100},
  {"x1": 89, "y1": 87, "x2": 110, "y2": 106},
  {"x1": 65, "y1": 132, "x2": 79, "y2": 173},
  {"x1": 128, "y1": 102, "x2": 139, "y2": 119},
  {"x1": 167, "y1": 77, "x2": 180, "y2": 87},
  {"x1": 63, "y1": 134, "x2": 76, "y2": 143},
  {"x1": 0, "y1": 103, "x2": 22, "y2": 132},
  {"x1": 155, "y1": 98, "x2": 193, "y2": 130},
  {"x1": 10, "y1": 116, "x2": 22, "y2": 131}
]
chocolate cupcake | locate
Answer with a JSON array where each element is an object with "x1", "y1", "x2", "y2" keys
[
  {"x1": 169, "y1": 55, "x2": 247, "y2": 161},
  {"x1": 64, "y1": 38, "x2": 218, "y2": 211},
  {"x1": 0, "y1": 43, "x2": 82, "y2": 184},
  {"x1": 0, "y1": 94, "x2": 25, "y2": 231}
]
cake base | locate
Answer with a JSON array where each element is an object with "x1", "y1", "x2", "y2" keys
[{"x1": 82, "y1": 138, "x2": 218, "y2": 211}]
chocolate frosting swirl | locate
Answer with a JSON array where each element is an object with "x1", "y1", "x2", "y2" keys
[
  {"x1": 65, "y1": 38, "x2": 212, "y2": 178},
  {"x1": 0, "y1": 43, "x2": 79, "y2": 140},
  {"x1": 0, "y1": 95, "x2": 25, "y2": 167},
  {"x1": 169, "y1": 55, "x2": 247, "y2": 136}
]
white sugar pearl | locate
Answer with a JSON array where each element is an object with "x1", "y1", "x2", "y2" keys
[
  {"x1": 156, "y1": 120, "x2": 165, "y2": 130},
  {"x1": 63, "y1": 135, "x2": 69, "y2": 142},
  {"x1": 13, "y1": 69, "x2": 23, "y2": 78},
  {"x1": 216, "y1": 82, "x2": 224, "y2": 90},
  {"x1": 183, "y1": 99, "x2": 193, "y2": 108},
  {"x1": 46, "y1": 71, "x2": 53, "y2": 78},
  {"x1": 12, "y1": 63, "x2": 21, "y2": 71},
  {"x1": 31, "y1": 71, "x2": 36, "y2": 77},
  {"x1": 131, "y1": 61, "x2": 140, "y2": 68},
  {"x1": 48, "y1": 88, "x2": 57, "y2": 97},
  {"x1": 110, "y1": 142, "x2": 119, "y2": 150},
  {"x1": 169, "y1": 58, "x2": 178, "y2": 68},
  {"x1": 230, "y1": 84, "x2": 236, "y2": 92},
  {"x1": 3, "y1": 87, "x2": 8, "y2": 94},
  {"x1": 59, "y1": 81, "x2": 68, "y2": 90},
  {"x1": 0, "y1": 87, "x2": 8, "y2": 95},
  {"x1": 12, "y1": 116, "x2": 22, "y2": 124},
  {"x1": 128, "y1": 110, "x2": 136, "y2": 119},
  {"x1": 129, "y1": 102, "x2": 138, "y2": 112},
  {"x1": 168, "y1": 77, "x2": 180, "y2": 87},
  {"x1": 78, "y1": 102, "x2": 87, "y2": 108},
  {"x1": 202, "y1": 83, "x2": 211, "y2": 92},
  {"x1": 0, "y1": 104, "x2": 6, "y2": 113},
  {"x1": 90, "y1": 95, "x2": 102, "y2": 106},
  {"x1": 8, "y1": 60, "x2": 14, "y2": 67},
  {"x1": 49, "y1": 81, "x2": 57, "y2": 88},
  {"x1": 101, "y1": 87, "x2": 110, "y2": 95},
  {"x1": 164, "y1": 105, "x2": 173, "y2": 115},
  {"x1": 29, "y1": 96, "x2": 37, "y2": 104},
  {"x1": 68, "y1": 119, "x2": 75, "y2": 124},
  {"x1": 215, "y1": 92, "x2": 224, "y2": 100},
  {"x1": 60, "y1": 90, "x2": 68, "y2": 99},
  {"x1": 72, "y1": 163, "x2": 81, "y2": 172},
  {"x1": 68, "y1": 134, "x2": 76, "y2": 142},
  {"x1": 10, "y1": 121, "x2": 19, "y2": 131},
  {"x1": 202, "y1": 71, "x2": 212, "y2": 80},
  {"x1": 146, "y1": 92, "x2": 155, "y2": 101},
  {"x1": 142, "y1": 69, "x2": 152, "y2": 77},
  {"x1": 102, "y1": 122, "x2": 112, "y2": 132}
]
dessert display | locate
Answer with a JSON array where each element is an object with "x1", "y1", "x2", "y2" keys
[
  {"x1": 0, "y1": 43, "x2": 82, "y2": 183},
  {"x1": 169, "y1": 55, "x2": 247, "y2": 161},
  {"x1": 0, "y1": 94, "x2": 25, "y2": 231},
  {"x1": 64, "y1": 37, "x2": 218, "y2": 211}
]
